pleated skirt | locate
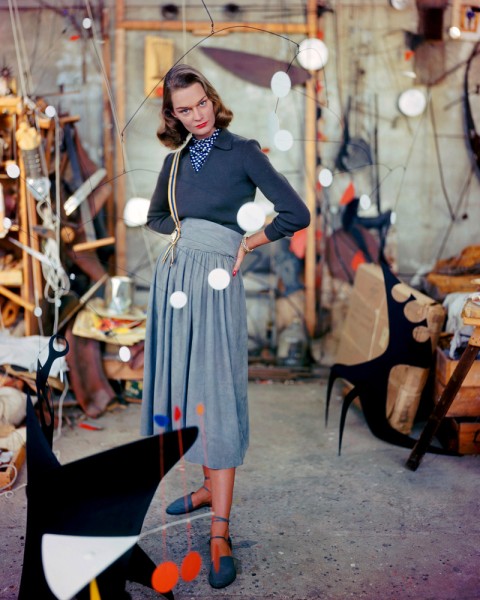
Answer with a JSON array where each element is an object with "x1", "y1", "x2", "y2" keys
[{"x1": 141, "y1": 218, "x2": 249, "y2": 469}]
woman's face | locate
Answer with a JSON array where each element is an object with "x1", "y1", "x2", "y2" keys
[{"x1": 171, "y1": 82, "x2": 216, "y2": 139}]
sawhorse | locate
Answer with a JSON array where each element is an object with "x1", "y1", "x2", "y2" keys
[{"x1": 406, "y1": 298, "x2": 480, "y2": 470}]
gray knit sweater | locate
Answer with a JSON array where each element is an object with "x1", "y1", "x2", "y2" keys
[{"x1": 147, "y1": 128, "x2": 310, "y2": 241}]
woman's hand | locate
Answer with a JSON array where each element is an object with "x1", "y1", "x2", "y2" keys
[
  {"x1": 232, "y1": 244, "x2": 247, "y2": 277},
  {"x1": 232, "y1": 230, "x2": 270, "y2": 277}
]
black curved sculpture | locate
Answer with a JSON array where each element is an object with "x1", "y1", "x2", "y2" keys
[{"x1": 326, "y1": 262, "x2": 457, "y2": 456}]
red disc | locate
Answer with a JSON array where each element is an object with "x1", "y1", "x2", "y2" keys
[
  {"x1": 180, "y1": 551, "x2": 202, "y2": 582},
  {"x1": 151, "y1": 561, "x2": 179, "y2": 593}
]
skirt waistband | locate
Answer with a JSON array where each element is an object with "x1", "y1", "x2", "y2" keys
[{"x1": 177, "y1": 218, "x2": 243, "y2": 258}]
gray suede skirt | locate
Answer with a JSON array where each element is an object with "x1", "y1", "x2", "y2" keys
[{"x1": 141, "y1": 218, "x2": 249, "y2": 469}]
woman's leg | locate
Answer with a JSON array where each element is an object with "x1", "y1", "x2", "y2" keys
[
  {"x1": 209, "y1": 467, "x2": 235, "y2": 560},
  {"x1": 187, "y1": 465, "x2": 212, "y2": 508}
]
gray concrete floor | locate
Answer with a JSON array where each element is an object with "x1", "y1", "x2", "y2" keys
[{"x1": 1, "y1": 379, "x2": 479, "y2": 600}]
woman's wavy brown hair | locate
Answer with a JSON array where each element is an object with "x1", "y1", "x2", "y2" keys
[{"x1": 157, "y1": 64, "x2": 233, "y2": 149}]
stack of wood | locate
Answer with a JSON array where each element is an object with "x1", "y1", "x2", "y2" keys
[
  {"x1": 435, "y1": 299, "x2": 480, "y2": 455},
  {"x1": 424, "y1": 245, "x2": 480, "y2": 301}
]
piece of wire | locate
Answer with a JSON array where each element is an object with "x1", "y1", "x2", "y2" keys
[{"x1": 139, "y1": 510, "x2": 213, "y2": 540}]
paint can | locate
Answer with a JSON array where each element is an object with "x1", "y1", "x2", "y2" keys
[{"x1": 104, "y1": 276, "x2": 134, "y2": 315}]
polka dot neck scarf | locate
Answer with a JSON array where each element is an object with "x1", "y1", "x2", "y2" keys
[{"x1": 188, "y1": 128, "x2": 221, "y2": 172}]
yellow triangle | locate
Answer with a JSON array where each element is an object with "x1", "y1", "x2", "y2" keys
[{"x1": 90, "y1": 579, "x2": 101, "y2": 600}]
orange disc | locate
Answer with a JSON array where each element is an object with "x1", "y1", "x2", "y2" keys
[
  {"x1": 196, "y1": 403, "x2": 205, "y2": 416},
  {"x1": 151, "y1": 561, "x2": 179, "y2": 593},
  {"x1": 180, "y1": 551, "x2": 202, "y2": 582}
]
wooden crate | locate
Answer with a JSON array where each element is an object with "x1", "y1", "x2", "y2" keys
[
  {"x1": 437, "y1": 417, "x2": 480, "y2": 455},
  {"x1": 0, "y1": 444, "x2": 26, "y2": 490},
  {"x1": 434, "y1": 347, "x2": 480, "y2": 417}
]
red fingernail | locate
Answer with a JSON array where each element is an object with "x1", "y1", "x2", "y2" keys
[{"x1": 232, "y1": 270, "x2": 237, "y2": 277}]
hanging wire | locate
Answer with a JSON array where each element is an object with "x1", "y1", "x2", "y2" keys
[
  {"x1": 84, "y1": 0, "x2": 128, "y2": 175},
  {"x1": 7, "y1": 0, "x2": 27, "y2": 98},
  {"x1": 435, "y1": 163, "x2": 476, "y2": 262},
  {"x1": 428, "y1": 93, "x2": 456, "y2": 221},
  {"x1": 200, "y1": 0, "x2": 215, "y2": 34},
  {"x1": 12, "y1": 0, "x2": 34, "y2": 96}
]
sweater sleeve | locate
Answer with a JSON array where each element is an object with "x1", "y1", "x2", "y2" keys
[
  {"x1": 146, "y1": 154, "x2": 176, "y2": 234},
  {"x1": 242, "y1": 139, "x2": 311, "y2": 241}
]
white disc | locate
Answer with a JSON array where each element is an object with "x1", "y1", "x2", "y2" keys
[
  {"x1": 169, "y1": 291, "x2": 188, "y2": 309},
  {"x1": 359, "y1": 194, "x2": 371, "y2": 210},
  {"x1": 45, "y1": 105, "x2": 56, "y2": 118},
  {"x1": 236, "y1": 202, "x2": 266, "y2": 232},
  {"x1": 119, "y1": 346, "x2": 131, "y2": 362},
  {"x1": 123, "y1": 198, "x2": 150, "y2": 227},
  {"x1": 208, "y1": 268, "x2": 230, "y2": 290},
  {"x1": 297, "y1": 38, "x2": 329, "y2": 71},
  {"x1": 274, "y1": 129, "x2": 293, "y2": 152},
  {"x1": 6, "y1": 163, "x2": 20, "y2": 178},
  {"x1": 318, "y1": 168, "x2": 333, "y2": 187},
  {"x1": 398, "y1": 89, "x2": 427, "y2": 117},
  {"x1": 270, "y1": 71, "x2": 292, "y2": 98}
]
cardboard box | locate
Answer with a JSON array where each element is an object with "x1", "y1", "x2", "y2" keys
[
  {"x1": 336, "y1": 264, "x2": 446, "y2": 434},
  {"x1": 386, "y1": 365, "x2": 430, "y2": 433},
  {"x1": 434, "y1": 347, "x2": 480, "y2": 417}
]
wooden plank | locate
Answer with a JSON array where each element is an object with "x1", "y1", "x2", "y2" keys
[
  {"x1": 0, "y1": 268, "x2": 23, "y2": 286},
  {"x1": 0, "y1": 96, "x2": 23, "y2": 112},
  {"x1": 72, "y1": 236, "x2": 115, "y2": 253},
  {"x1": 117, "y1": 19, "x2": 308, "y2": 35},
  {"x1": 114, "y1": 24, "x2": 127, "y2": 275},
  {"x1": 303, "y1": 0, "x2": 319, "y2": 337},
  {"x1": 102, "y1": 8, "x2": 116, "y2": 249},
  {"x1": 25, "y1": 181, "x2": 44, "y2": 322},
  {"x1": 248, "y1": 364, "x2": 314, "y2": 381},
  {"x1": 304, "y1": 75, "x2": 317, "y2": 338},
  {"x1": 0, "y1": 284, "x2": 35, "y2": 312},
  {"x1": 16, "y1": 150, "x2": 35, "y2": 334}
]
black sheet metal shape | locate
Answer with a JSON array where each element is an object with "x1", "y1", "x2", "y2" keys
[{"x1": 18, "y1": 335, "x2": 198, "y2": 600}]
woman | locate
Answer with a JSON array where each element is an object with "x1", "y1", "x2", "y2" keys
[{"x1": 141, "y1": 64, "x2": 310, "y2": 589}]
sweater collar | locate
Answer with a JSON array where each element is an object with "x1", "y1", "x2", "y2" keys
[{"x1": 213, "y1": 128, "x2": 233, "y2": 150}]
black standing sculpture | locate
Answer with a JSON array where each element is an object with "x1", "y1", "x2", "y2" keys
[{"x1": 326, "y1": 262, "x2": 456, "y2": 456}]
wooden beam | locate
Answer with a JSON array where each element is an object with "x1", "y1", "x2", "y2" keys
[
  {"x1": 304, "y1": 0, "x2": 318, "y2": 337},
  {"x1": 0, "y1": 284, "x2": 35, "y2": 312},
  {"x1": 117, "y1": 19, "x2": 309, "y2": 35},
  {"x1": 102, "y1": 8, "x2": 116, "y2": 263},
  {"x1": 17, "y1": 152, "x2": 36, "y2": 334},
  {"x1": 114, "y1": 21, "x2": 127, "y2": 275},
  {"x1": 73, "y1": 236, "x2": 115, "y2": 253}
]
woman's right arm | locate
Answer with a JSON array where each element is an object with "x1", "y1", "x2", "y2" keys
[{"x1": 146, "y1": 155, "x2": 176, "y2": 234}]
